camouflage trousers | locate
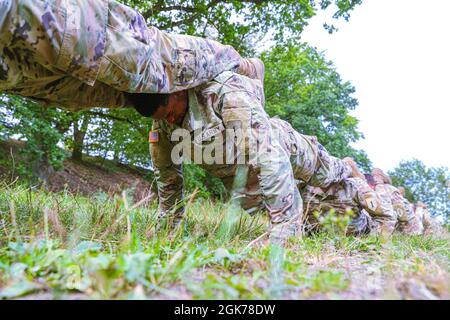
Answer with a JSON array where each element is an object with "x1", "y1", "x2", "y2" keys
[
  {"x1": 0, "y1": 0, "x2": 242, "y2": 110},
  {"x1": 300, "y1": 184, "x2": 373, "y2": 236},
  {"x1": 394, "y1": 201, "x2": 423, "y2": 236},
  {"x1": 414, "y1": 205, "x2": 440, "y2": 235},
  {"x1": 270, "y1": 118, "x2": 353, "y2": 189},
  {"x1": 371, "y1": 185, "x2": 422, "y2": 236},
  {"x1": 369, "y1": 184, "x2": 398, "y2": 236},
  {"x1": 302, "y1": 196, "x2": 372, "y2": 236},
  {"x1": 234, "y1": 118, "x2": 353, "y2": 239}
]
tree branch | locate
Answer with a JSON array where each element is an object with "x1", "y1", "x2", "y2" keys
[
  {"x1": 86, "y1": 111, "x2": 147, "y2": 138},
  {"x1": 159, "y1": 15, "x2": 198, "y2": 30},
  {"x1": 143, "y1": 0, "x2": 267, "y2": 20}
]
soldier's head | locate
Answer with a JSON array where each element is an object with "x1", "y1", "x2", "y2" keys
[
  {"x1": 125, "y1": 91, "x2": 188, "y2": 125},
  {"x1": 371, "y1": 168, "x2": 392, "y2": 185}
]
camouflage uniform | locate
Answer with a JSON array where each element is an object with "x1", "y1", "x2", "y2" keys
[
  {"x1": 414, "y1": 202, "x2": 438, "y2": 235},
  {"x1": 270, "y1": 117, "x2": 353, "y2": 190},
  {"x1": 413, "y1": 203, "x2": 426, "y2": 235},
  {"x1": 384, "y1": 185, "x2": 422, "y2": 235},
  {"x1": 0, "y1": 0, "x2": 243, "y2": 111},
  {"x1": 300, "y1": 177, "x2": 380, "y2": 236},
  {"x1": 150, "y1": 71, "x2": 302, "y2": 244},
  {"x1": 371, "y1": 183, "x2": 398, "y2": 235},
  {"x1": 370, "y1": 170, "x2": 422, "y2": 236},
  {"x1": 150, "y1": 72, "x2": 355, "y2": 243}
]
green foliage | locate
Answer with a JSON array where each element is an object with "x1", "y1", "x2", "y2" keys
[
  {"x1": 120, "y1": 0, "x2": 363, "y2": 55},
  {"x1": 0, "y1": 95, "x2": 153, "y2": 178},
  {"x1": 182, "y1": 164, "x2": 226, "y2": 198},
  {"x1": 0, "y1": 95, "x2": 67, "y2": 179},
  {"x1": 261, "y1": 43, "x2": 370, "y2": 169},
  {"x1": 388, "y1": 159, "x2": 449, "y2": 220},
  {"x1": 313, "y1": 209, "x2": 353, "y2": 236},
  {"x1": 82, "y1": 108, "x2": 152, "y2": 167}
]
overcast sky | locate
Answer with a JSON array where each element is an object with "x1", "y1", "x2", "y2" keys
[{"x1": 299, "y1": 0, "x2": 450, "y2": 172}]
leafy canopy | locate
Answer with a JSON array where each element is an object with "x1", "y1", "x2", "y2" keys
[
  {"x1": 121, "y1": 0, "x2": 363, "y2": 55},
  {"x1": 262, "y1": 43, "x2": 370, "y2": 169},
  {"x1": 389, "y1": 159, "x2": 450, "y2": 220}
]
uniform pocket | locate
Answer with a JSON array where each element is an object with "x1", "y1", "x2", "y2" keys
[{"x1": 172, "y1": 48, "x2": 198, "y2": 85}]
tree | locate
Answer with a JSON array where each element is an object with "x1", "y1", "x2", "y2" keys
[
  {"x1": 71, "y1": 113, "x2": 91, "y2": 161},
  {"x1": 0, "y1": 95, "x2": 67, "y2": 182},
  {"x1": 83, "y1": 108, "x2": 152, "y2": 167},
  {"x1": 122, "y1": 0, "x2": 364, "y2": 55},
  {"x1": 389, "y1": 159, "x2": 450, "y2": 220},
  {"x1": 261, "y1": 43, "x2": 370, "y2": 169}
]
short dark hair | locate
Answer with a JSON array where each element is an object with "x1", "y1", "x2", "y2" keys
[{"x1": 124, "y1": 92, "x2": 170, "y2": 117}]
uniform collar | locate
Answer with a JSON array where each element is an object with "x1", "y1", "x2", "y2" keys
[{"x1": 181, "y1": 89, "x2": 203, "y2": 132}]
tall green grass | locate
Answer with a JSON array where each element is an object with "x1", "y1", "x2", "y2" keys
[{"x1": 0, "y1": 182, "x2": 448, "y2": 299}]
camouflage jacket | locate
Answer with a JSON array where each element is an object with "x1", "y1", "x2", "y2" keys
[
  {"x1": 0, "y1": 0, "x2": 241, "y2": 111},
  {"x1": 150, "y1": 71, "x2": 302, "y2": 230},
  {"x1": 373, "y1": 184, "x2": 397, "y2": 221},
  {"x1": 384, "y1": 184, "x2": 416, "y2": 223}
]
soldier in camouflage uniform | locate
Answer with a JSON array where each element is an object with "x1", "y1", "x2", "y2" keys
[
  {"x1": 413, "y1": 201, "x2": 438, "y2": 235},
  {"x1": 365, "y1": 171, "x2": 398, "y2": 235},
  {"x1": 300, "y1": 177, "x2": 379, "y2": 236},
  {"x1": 296, "y1": 159, "x2": 402, "y2": 237},
  {"x1": 412, "y1": 201, "x2": 426, "y2": 235},
  {"x1": 371, "y1": 169, "x2": 422, "y2": 235},
  {"x1": 0, "y1": 0, "x2": 262, "y2": 111},
  {"x1": 134, "y1": 71, "x2": 356, "y2": 244}
]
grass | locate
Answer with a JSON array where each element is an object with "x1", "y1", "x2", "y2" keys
[{"x1": 0, "y1": 181, "x2": 449, "y2": 299}]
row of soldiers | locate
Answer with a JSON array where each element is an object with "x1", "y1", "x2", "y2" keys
[
  {"x1": 127, "y1": 69, "x2": 439, "y2": 244},
  {"x1": 301, "y1": 166, "x2": 436, "y2": 237},
  {"x1": 0, "y1": 0, "x2": 439, "y2": 245}
]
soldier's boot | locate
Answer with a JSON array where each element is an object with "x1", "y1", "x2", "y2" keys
[
  {"x1": 269, "y1": 218, "x2": 302, "y2": 246},
  {"x1": 238, "y1": 58, "x2": 265, "y2": 83},
  {"x1": 342, "y1": 157, "x2": 365, "y2": 179},
  {"x1": 155, "y1": 209, "x2": 185, "y2": 233}
]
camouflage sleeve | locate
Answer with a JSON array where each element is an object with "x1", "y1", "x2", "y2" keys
[
  {"x1": 351, "y1": 177, "x2": 383, "y2": 216},
  {"x1": 1, "y1": 0, "x2": 242, "y2": 110},
  {"x1": 220, "y1": 91, "x2": 302, "y2": 243},
  {"x1": 149, "y1": 121, "x2": 184, "y2": 221}
]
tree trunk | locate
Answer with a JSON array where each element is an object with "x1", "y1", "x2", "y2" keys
[{"x1": 72, "y1": 114, "x2": 90, "y2": 161}]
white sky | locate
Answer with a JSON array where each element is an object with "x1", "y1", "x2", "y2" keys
[{"x1": 300, "y1": 0, "x2": 450, "y2": 171}]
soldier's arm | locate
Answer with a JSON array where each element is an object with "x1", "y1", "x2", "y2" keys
[
  {"x1": 220, "y1": 91, "x2": 303, "y2": 243},
  {"x1": 351, "y1": 178, "x2": 384, "y2": 216},
  {"x1": 150, "y1": 121, "x2": 184, "y2": 223}
]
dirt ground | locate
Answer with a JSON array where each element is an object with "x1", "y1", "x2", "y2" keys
[{"x1": 0, "y1": 139, "x2": 156, "y2": 204}]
